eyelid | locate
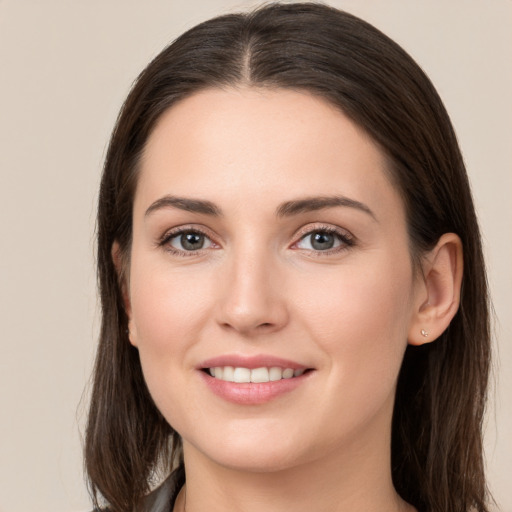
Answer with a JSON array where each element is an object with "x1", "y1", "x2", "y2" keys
[
  {"x1": 158, "y1": 224, "x2": 220, "y2": 255},
  {"x1": 290, "y1": 223, "x2": 355, "y2": 253}
]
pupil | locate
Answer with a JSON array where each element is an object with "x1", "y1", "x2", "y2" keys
[
  {"x1": 311, "y1": 232, "x2": 334, "y2": 250},
  {"x1": 181, "y1": 232, "x2": 204, "y2": 250}
]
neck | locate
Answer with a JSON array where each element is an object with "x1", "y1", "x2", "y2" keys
[{"x1": 178, "y1": 414, "x2": 414, "y2": 512}]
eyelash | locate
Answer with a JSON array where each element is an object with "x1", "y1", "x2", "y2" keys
[
  {"x1": 158, "y1": 224, "x2": 355, "y2": 257},
  {"x1": 292, "y1": 224, "x2": 355, "y2": 256},
  {"x1": 158, "y1": 225, "x2": 216, "y2": 256}
]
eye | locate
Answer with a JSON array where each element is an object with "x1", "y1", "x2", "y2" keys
[
  {"x1": 162, "y1": 229, "x2": 215, "y2": 253},
  {"x1": 294, "y1": 227, "x2": 354, "y2": 253}
]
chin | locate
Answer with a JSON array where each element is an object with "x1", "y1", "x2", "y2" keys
[
  {"x1": 183, "y1": 424, "x2": 313, "y2": 474},
  {"x1": 206, "y1": 448, "x2": 306, "y2": 474}
]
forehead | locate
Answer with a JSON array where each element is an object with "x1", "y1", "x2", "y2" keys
[{"x1": 136, "y1": 87, "x2": 403, "y2": 223}]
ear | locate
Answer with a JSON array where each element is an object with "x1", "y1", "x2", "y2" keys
[
  {"x1": 112, "y1": 241, "x2": 137, "y2": 347},
  {"x1": 408, "y1": 233, "x2": 463, "y2": 346}
]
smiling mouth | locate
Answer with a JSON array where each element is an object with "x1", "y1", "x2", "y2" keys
[{"x1": 204, "y1": 366, "x2": 311, "y2": 383}]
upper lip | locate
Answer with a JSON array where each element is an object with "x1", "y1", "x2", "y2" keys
[{"x1": 198, "y1": 354, "x2": 309, "y2": 370}]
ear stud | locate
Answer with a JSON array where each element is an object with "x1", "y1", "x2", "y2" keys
[{"x1": 420, "y1": 329, "x2": 429, "y2": 337}]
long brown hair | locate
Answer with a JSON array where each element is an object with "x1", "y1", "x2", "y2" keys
[{"x1": 85, "y1": 3, "x2": 492, "y2": 511}]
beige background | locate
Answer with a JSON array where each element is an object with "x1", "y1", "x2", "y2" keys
[{"x1": 0, "y1": 1, "x2": 510, "y2": 511}]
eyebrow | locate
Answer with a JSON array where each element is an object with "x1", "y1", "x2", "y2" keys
[
  {"x1": 144, "y1": 194, "x2": 376, "y2": 220},
  {"x1": 276, "y1": 195, "x2": 376, "y2": 220},
  {"x1": 145, "y1": 195, "x2": 221, "y2": 217}
]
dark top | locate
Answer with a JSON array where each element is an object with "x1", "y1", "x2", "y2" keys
[
  {"x1": 93, "y1": 468, "x2": 185, "y2": 512},
  {"x1": 141, "y1": 466, "x2": 186, "y2": 512}
]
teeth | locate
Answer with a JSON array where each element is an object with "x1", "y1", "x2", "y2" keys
[
  {"x1": 222, "y1": 366, "x2": 235, "y2": 382},
  {"x1": 282, "y1": 368, "x2": 294, "y2": 379},
  {"x1": 207, "y1": 366, "x2": 306, "y2": 383},
  {"x1": 233, "y1": 367, "x2": 251, "y2": 383},
  {"x1": 269, "y1": 367, "x2": 283, "y2": 381},
  {"x1": 250, "y1": 367, "x2": 269, "y2": 383}
]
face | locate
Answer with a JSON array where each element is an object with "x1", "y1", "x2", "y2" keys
[{"x1": 125, "y1": 87, "x2": 424, "y2": 472}]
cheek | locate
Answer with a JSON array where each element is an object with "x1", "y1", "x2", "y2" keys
[
  {"x1": 129, "y1": 257, "x2": 212, "y2": 353},
  {"x1": 295, "y1": 256, "x2": 414, "y2": 392},
  {"x1": 300, "y1": 257, "x2": 412, "y2": 328},
  {"x1": 127, "y1": 261, "x2": 214, "y2": 426}
]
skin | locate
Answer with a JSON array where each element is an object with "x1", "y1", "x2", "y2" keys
[{"x1": 119, "y1": 87, "x2": 462, "y2": 512}]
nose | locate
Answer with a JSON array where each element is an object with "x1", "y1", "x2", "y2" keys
[{"x1": 215, "y1": 247, "x2": 289, "y2": 336}]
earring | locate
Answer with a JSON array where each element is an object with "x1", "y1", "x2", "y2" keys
[{"x1": 420, "y1": 329, "x2": 429, "y2": 337}]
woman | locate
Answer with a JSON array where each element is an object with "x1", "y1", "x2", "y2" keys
[{"x1": 85, "y1": 3, "x2": 491, "y2": 511}]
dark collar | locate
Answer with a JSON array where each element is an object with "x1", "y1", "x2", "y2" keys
[{"x1": 140, "y1": 466, "x2": 185, "y2": 512}]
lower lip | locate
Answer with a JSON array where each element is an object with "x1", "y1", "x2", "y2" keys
[{"x1": 199, "y1": 371, "x2": 312, "y2": 405}]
